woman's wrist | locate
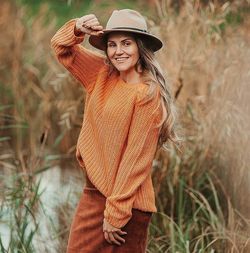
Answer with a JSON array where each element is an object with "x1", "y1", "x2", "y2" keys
[{"x1": 74, "y1": 23, "x2": 84, "y2": 36}]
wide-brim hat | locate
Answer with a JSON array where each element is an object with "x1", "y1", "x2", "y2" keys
[{"x1": 89, "y1": 9, "x2": 163, "y2": 52}]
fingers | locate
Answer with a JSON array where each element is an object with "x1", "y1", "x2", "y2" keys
[
  {"x1": 104, "y1": 231, "x2": 112, "y2": 244},
  {"x1": 90, "y1": 30, "x2": 104, "y2": 36},
  {"x1": 113, "y1": 231, "x2": 126, "y2": 244},
  {"x1": 81, "y1": 14, "x2": 96, "y2": 23},
  {"x1": 108, "y1": 232, "x2": 122, "y2": 246},
  {"x1": 80, "y1": 15, "x2": 99, "y2": 28},
  {"x1": 84, "y1": 19, "x2": 100, "y2": 28},
  {"x1": 116, "y1": 230, "x2": 127, "y2": 236},
  {"x1": 103, "y1": 218, "x2": 127, "y2": 246},
  {"x1": 76, "y1": 14, "x2": 103, "y2": 35},
  {"x1": 91, "y1": 25, "x2": 103, "y2": 31},
  {"x1": 104, "y1": 231, "x2": 126, "y2": 246}
]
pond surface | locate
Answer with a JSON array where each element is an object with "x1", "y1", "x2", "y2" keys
[{"x1": 0, "y1": 165, "x2": 84, "y2": 253}]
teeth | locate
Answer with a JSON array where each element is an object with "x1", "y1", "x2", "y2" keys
[{"x1": 116, "y1": 58, "x2": 128, "y2": 62}]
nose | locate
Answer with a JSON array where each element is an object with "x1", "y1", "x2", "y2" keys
[{"x1": 115, "y1": 45, "x2": 123, "y2": 55}]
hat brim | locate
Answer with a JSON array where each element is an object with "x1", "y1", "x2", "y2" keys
[{"x1": 88, "y1": 29, "x2": 163, "y2": 52}]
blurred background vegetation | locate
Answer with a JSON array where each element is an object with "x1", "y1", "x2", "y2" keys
[{"x1": 0, "y1": 0, "x2": 250, "y2": 252}]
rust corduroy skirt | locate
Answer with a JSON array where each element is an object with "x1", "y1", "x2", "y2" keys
[{"x1": 66, "y1": 174, "x2": 152, "y2": 253}]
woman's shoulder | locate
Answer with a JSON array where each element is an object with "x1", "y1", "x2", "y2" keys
[{"x1": 136, "y1": 84, "x2": 161, "y2": 105}]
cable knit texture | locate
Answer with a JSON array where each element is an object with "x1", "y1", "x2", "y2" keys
[{"x1": 51, "y1": 19, "x2": 163, "y2": 229}]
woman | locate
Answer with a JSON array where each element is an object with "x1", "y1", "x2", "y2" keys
[{"x1": 51, "y1": 9, "x2": 180, "y2": 253}]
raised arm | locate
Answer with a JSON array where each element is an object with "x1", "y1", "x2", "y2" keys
[
  {"x1": 104, "y1": 87, "x2": 163, "y2": 228},
  {"x1": 50, "y1": 15, "x2": 105, "y2": 93}
]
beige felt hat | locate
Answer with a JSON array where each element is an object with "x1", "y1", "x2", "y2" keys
[{"x1": 89, "y1": 9, "x2": 163, "y2": 52}]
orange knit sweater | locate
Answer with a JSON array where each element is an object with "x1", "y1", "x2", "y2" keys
[{"x1": 51, "y1": 19, "x2": 163, "y2": 229}]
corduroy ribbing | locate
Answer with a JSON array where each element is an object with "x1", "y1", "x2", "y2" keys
[{"x1": 51, "y1": 18, "x2": 162, "y2": 229}]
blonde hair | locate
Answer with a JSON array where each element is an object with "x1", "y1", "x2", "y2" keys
[
  {"x1": 104, "y1": 33, "x2": 183, "y2": 152},
  {"x1": 135, "y1": 37, "x2": 183, "y2": 152}
]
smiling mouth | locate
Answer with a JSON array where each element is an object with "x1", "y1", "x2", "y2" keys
[{"x1": 115, "y1": 57, "x2": 129, "y2": 63}]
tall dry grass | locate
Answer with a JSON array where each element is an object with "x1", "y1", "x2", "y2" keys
[
  {"x1": 156, "y1": 0, "x2": 250, "y2": 216},
  {"x1": 1, "y1": 0, "x2": 250, "y2": 252},
  {"x1": 0, "y1": 1, "x2": 84, "y2": 252},
  {"x1": 148, "y1": 0, "x2": 250, "y2": 251}
]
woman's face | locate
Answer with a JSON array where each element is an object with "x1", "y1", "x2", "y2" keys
[{"x1": 106, "y1": 32, "x2": 140, "y2": 73}]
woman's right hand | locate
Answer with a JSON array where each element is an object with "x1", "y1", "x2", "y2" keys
[{"x1": 75, "y1": 14, "x2": 104, "y2": 36}]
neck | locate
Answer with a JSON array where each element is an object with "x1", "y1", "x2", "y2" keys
[{"x1": 119, "y1": 68, "x2": 142, "y2": 85}]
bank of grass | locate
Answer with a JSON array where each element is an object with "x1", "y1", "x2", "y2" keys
[
  {"x1": 1, "y1": 0, "x2": 250, "y2": 252},
  {"x1": 145, "y1": 1, "x2": 250, "y2": 251},
  {"x1": 148, "y1": 142, "x2": 244, "y2": 252},
  {"x1": 0, "y1": 170, "x2": 41, "y2": 252}
]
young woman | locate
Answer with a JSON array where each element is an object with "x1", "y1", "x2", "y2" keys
[{"x1": 51, "y1": 8, "x2": 180, "y2": 253}]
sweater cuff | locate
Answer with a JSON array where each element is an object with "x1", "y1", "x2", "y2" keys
[
  {"x1": 104, "y1": 198, "x2": 134, "y2": 229},
  {"x1": 67, "y1": 19, "x2": 85, "y2": 44},
  {"x1": 54, "y1": 18, "x2": 85, "y2": 47}
]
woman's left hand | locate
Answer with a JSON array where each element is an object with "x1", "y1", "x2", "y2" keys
[{"x1": 103, "y1": 218, "x2": 127, "y2": 246}]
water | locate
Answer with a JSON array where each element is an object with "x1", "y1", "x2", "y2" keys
[{"x1": 0, "y1": 166, "x2": 84, "y2": 253}]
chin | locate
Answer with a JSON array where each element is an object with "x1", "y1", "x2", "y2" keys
[
  {"x1": 116, "y1": 67, "x2": 128, "y2": 72},
  {"x1": 114, "y1": 65, "x2": 133, "y2": 72}
]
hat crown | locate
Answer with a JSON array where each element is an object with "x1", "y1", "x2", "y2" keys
[
  {"x1": 106, "y1": 9, "x2": 148, "y2": 31},
  {"x1": 88, "y1": 9, "x2": 163, "y2": 52}
]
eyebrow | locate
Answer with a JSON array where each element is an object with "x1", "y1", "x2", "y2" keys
[{"x1": 107, "y1": 38, "x2": 133, "y2": 43}]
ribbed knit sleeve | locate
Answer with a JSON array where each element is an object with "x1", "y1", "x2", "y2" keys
[
  {"x1": 50, "y1": 19, "x2": 105, "y2": 93},
  {"x1": 104, "y1": 87, "x2": 163, "y2": 228}
]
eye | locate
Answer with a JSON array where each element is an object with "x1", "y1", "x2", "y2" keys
[
  {"x1": 123, "y1": 41, "x2": 131, "y2": 46},
  {"x1": 107, "y1": 42, "x2": 116, "y2": 48}
]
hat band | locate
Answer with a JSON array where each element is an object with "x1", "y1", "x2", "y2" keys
[{"x1": 110, "y1": 27, "x2": 149, "y2": 33}]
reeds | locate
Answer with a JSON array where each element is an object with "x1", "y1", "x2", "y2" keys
[
  {"x1": 146, "y1": 0, "x2": 250, "y2": 252},
  {"x1": 0, "y1": 0, "x2": 250, "y2": 252}
]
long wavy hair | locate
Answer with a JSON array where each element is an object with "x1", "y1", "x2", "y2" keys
[{"x1": 103, "y1": 33, "x2": 183, "y2": 153}]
